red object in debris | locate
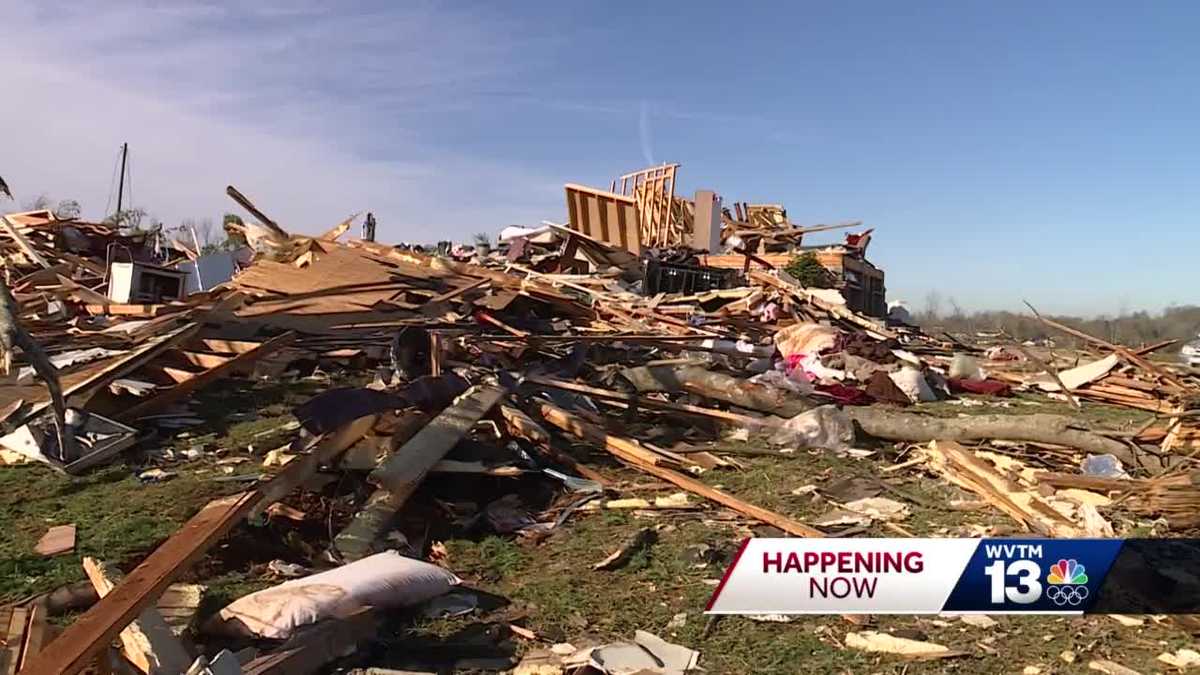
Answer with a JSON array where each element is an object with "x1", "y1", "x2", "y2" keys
[
  {"x1": 947, "y1": 378, "x2": 1013, "y2": 397},
  {"x1": 814, "y1": 383, "x2": 873, "y2": 406}
]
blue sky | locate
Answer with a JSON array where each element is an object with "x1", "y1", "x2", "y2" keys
[{"x1": 3, "y1": 1, "x2": 1198, "y2": 315}]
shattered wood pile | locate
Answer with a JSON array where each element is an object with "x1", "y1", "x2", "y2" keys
[{"x1": 5, "y1": 183, "x2": 1200, "y2": 674}]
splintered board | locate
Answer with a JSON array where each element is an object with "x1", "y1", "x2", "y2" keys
[
  {"x1": 20, "y1": 493, "x2": 258, "y2": 675},
  {"x1": 112, "y1": 331, "x2": 295, "y2": 422}
]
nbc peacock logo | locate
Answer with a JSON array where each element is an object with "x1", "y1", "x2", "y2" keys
[{"x1": 1045, "y1": 559, "x2": 1089, "y2": 606}]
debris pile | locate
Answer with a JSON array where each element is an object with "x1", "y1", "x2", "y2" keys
[{"x1": 3, "y1": 167, "x2": 1199, "y2": 674}]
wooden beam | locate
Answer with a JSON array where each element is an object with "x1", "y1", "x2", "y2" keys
[
  {"x1": 198, "y1": 338, "x2": 262, "y2": 355},
  {"x1": 249, "y1": 415, "x2": 378, "y2": 518},
  {"x1": 534, "y1": 401, "x2": 824, "y2": 537},
  {"x1": 525, "y1": 375, "x2": 770, "y2": 427},
  {"x1": 498, "y1": 400, "x2": 612, "y2": 486},
  {"x1": 1024, "y1": 301, "x2": 1190, "y2": 391},
  {"x1": 119, "y1": 332, "x2": 295, "y2": 421},
  {"x1": 241, "y1": 609, "x2": 377, "y2": 675},
  {"x1": 317, "y1": 212, "x2": 360, "y2": 242},
  {"x1": 82, "y1": 557, "x2": 192, "y2": 675},
  {"x1": 21, "y1": 323, "x2": 200, "y2": 424},
  {"x1": 335, "y1": 386, "x2": 506, "y2": 561},
  {"x1": 177, "y1": 351, "x2": 234, "y2": 370},
  {"x1": 21, "y1": 492, "x2": 258, "y2": 675},
  {"x1": 0, "y1": 215, "x2": 52, "y2": 269},
  {"x1": 2, "y1": 605, "x2": 27, "y2": 675},
  {"x1": 225, "y1": 186, "x2": 288, "y2": 238},
  {"x1": 157, "y1": 366, "x2": 199, "y2": 384},
  {"x1": 18, "y1": 598, "x2": 48, "y2": 671},
  {"x1": 428, "y1": 277, "x2": 488, "y2": 304}
]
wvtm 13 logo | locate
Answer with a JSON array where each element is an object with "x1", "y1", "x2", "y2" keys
[{"x1": 982, "y1": 543, "x2": 1090, "y2": 607}]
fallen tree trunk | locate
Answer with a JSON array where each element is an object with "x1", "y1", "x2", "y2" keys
[
  {"x1": 622, "y1": 365, "x2": 1160, "y2": 469},
  {"x1": 846, "y1": 408, "x2": 1161, "y2": 470},
  {"x1": 621, "y1": 365, "x2": 814, "y2": 417}
]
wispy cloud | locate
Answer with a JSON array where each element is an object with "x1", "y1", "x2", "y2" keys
[
  {"x1": 1, "y1": 0, "x2": 560, "y2": 239},
  {"x1": 639, "y1": 101, "x2": 656, "y2": 166}
]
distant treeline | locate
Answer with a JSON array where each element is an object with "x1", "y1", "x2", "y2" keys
[{"x1": 915, "y1": 305, "x2": 1200, "y2": 348}]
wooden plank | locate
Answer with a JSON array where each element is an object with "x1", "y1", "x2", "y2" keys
[
  {"x1": 1, "y1": 606, "x2": 25, "y2": 675},
  {"x1": 158, "y1": 366, "x2": 198, "y2": 385},
  {"x1": 241, "y1": 609, "x2": 377, "y2": 675},
  {"x1": 427, "y1": 276, "x2": 488, "y2": 304},
  {"x1": 497, "y1": 400, "x2": 611, "y2": 486},
  {"x1": 249, "y1": 415, "x2": 377, "y2": 518},
  {"x1": 1024, "y1": 302, "x2": 1190, "y2": 391},
  {"x1": 177, "y1": 351, "x2": 233, "y2": 370},
  {"x1": 335, "y1": 386, "x2": 506, "y2": 561},
  {"x1": 535, "y1": 401, "x2": 824, "y2": 537},
  {"x1": 0, "y1": 215, "x2": 51, "y2": 269},
  {"x1": 19, "y1": 598, "x2": 49, "y2": 671},
  {"x1": 55, "y1": 275, "x2": 111, "y2": 306},
  {"x1": 198, "y1": 338, "x2": 262, "y2": 355},
  {"x1": 225, "y1": 186, "x2": 288, "y2": 238},
  {"x1": 119, "y1": 332, "x2": 295, "y2": 421},
  {"x1": 82, "y1": 557, "x2": 192, "y2": 675},
  {"x1": 83, "y1": 305, "x2": 181, "y2": 318},
  {"x1": 525, "y1": 375, "x2": 769, "y2": 427},
  {"x1": 20, "y1": 492, "x2": 257, "y2": 675},
  {"x1": 24, "y1": 323, "x2": 200, "y2": 421},
  {"x1": 317, "y1": 212, "x2": 360, "y2": 242},
  {"x1": 34, "y1": 524, "x2": 76, "y2": 557},
  {"x1": 923, "y1": 441, "x2": 1079, "y2": 537}
]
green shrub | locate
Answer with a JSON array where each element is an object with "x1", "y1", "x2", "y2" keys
[{"x1": 784, "y1": 252, "x2": 836, "y2": 288}]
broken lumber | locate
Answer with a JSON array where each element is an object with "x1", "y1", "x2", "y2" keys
[
  {"x1": 225, "y1": 186, "x2": 289, "y2": 239},
  {"x1": 0, "y1": 215, "x2": 51, "y2": 269},
  {"x1": 82, "y1": 557, "x2": 192, "y2": 675},
  {"x1": 525, "y1": 375, "x2": 771, "y2": 427},
  {"x1": 241, "y1": 609, "x2": 377, "y2": 675},
  {"x1": 498, "y1": 399, "x2": 611, "y2": 485},
  {"x1": 21, "y1": 492, "x2": 257, "y2": 675},
  {"x1": 922, "y1": 441, "x2": 1079, "y2": 537},
  {"x1": 534, "y1": 400, "x2": 823, "y2": 537},
  {"x1": 1025, "y1": 301, "x2": 1190, "y2": 391},
  {"x1": 250, "y1": 415, "x2": 378, "y2": 518},
  {"x1": 119, "y1": 331, "x2": 296, "y2": 421},
  {"x1": 317, "y1": 212, "x2": 360, "y2": 242},
  {"x1": 334, "y1": 385, "x2": 507, "y2": 561}
]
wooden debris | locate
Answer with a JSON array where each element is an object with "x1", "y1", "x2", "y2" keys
[
  {"x1": 241, "y1": 609, "x2": 377, "y2": 675},
  {"x1": 844, "y1": 631, "x2": 960, "y2": 659},
  {"x1": 82, "y1": 557, "x2": 192, "y2": 675},
  {"x1": 593, "y1": 527, "x2": 657, "y2": 571},
  {"x1": 21, "y1": 493, "x2": 257, "y2": 675},
  {"x1": 922, "y1": 441, "x2": 1079, "y2": 537},
  {"x1": 34, "y1": 524, "x2": 76, "y2": 557},
  {"x1": 335, "y1": 385, "x2": 507, "y2": 561},
  {"x1": 535, "y1": 400, "x2": 824, "y2": 537}
]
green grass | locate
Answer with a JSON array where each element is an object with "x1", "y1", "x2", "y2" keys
[
  {"x1": 0, "y1": 375, "x2": 315, "y2": 603},
  {"x1": 437, "y1": 441, "x2": 1184, "y2": 674},
  {"x1": 0, "y1": 374, "x2": 1184, "y2": 674}
]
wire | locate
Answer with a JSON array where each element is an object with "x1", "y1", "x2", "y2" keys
[
  {"x1": 103, "y1": 146, "x2": 121, "y2": 215},
  {"x1": 126, "y1": 150, "x2": 134, "y2": 220}
]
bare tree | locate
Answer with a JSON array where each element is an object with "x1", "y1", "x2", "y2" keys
[
  {"x1": 20, "y1": 194, "x2": 54, "y2": 211},
  {"x1": 924, "y1": 290, "x2": 943, "y2": 319},
  {"x1": 54, "y1": 199, "x2": 81, "y2": 219}
]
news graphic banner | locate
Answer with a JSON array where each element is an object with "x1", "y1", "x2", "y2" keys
[{"x1": 706, "y1": 538, "x2": 1200, "y2": 615}]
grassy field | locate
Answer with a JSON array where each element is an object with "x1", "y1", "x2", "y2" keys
[{"x1": 0, "y1": 377, "x2": 1183, "y2": 674}]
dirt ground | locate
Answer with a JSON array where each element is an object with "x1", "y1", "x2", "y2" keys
[{"x1": 0, "y1": 373, "x2": 1189, "y2": 674}]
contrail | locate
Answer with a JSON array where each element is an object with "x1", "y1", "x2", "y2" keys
[{"x1": 639, "y1": 101, "x2": 655, "y2": 166}]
